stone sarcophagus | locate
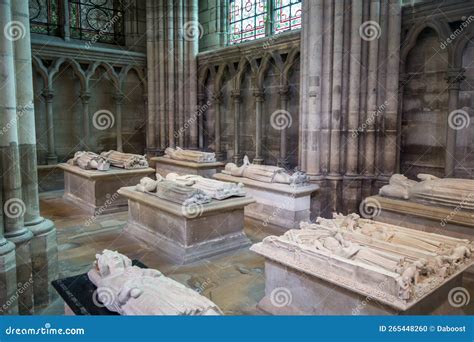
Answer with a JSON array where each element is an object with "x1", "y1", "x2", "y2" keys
[
  {"x1": 251, "y1": 213, "x2": 473, "y2": 315},
  {"x1": 60, "y1": 163, "x2": 155, "y2": 215},
  {"x1": 152, "y1": 147, "x2": 224, "y2": 178},
  {"x1": 119, "y1": 182, "x2": 254, "y2": 264}
]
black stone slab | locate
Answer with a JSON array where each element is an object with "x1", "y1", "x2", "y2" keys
[{"x1": 51, "y1": 260, "x2": 147, "y2": 315}]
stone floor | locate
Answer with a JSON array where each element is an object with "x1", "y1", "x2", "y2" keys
[{"x1": 38, "y1": 190, "x2": 474, "y2": 315}]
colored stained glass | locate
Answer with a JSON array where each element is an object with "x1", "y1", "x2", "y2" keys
[
  {"x1": 29, "y1": 0, "x2": 61, "y2": 36},
  {"x1": 273, "y1": 0, "x2": 301, "y2": 34},
  {"x1": 229, "y1": 0, "x2": 268, "y2": 44}
]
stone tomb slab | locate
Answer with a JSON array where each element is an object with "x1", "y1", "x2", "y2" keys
[
  {"x1": 59, "y1": 163, "x2": 155, "y2": 215},
  {"x1": 251, "y1": 243, "x2": 471, "y2": 315},
  {"x1": 118, "y1": 186, "x2": 254, "y2": 264},
  {"x1": 213, "y1": 173, "x2": 319, "y2": 230},
  {"x1": 367, "y1": 195, "x2": 474, "y2": 241},
  {"x1": 152, "y1": 157, "x2": 224, "y2": 178}
]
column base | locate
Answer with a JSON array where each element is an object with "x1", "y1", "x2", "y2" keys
[
  {"x1": 5, "y1": 229, "x2": 34, "y2": 315},
  {"x1": 28, "y1": 218, "x2": 58, "y2": 312},
  {"x1": 0, "y1": 240, "x2": 18, "y2": 315},
  {"x1": 253, "y1": 158, "x2": 264, "y2": 165},
  {"x1": 233, "y1": 154, "x2": 241, "y2": 165},
  {"x1": 46, "y1": 155, "x2": 58, "y2": 165}
]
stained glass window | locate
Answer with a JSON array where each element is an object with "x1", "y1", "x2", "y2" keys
[
  {"x1": 229, "y1": 0, "x2": 268, "y2": 45},
  {"x1": 29, "y1": 0, "x2": 61, "y2": 36},
  {"x1": 69, "y1": 0, "x2": 125, "y2": 45},
  {"x1": 273, "y1": 0, "x2": 302, "y2": 34}
]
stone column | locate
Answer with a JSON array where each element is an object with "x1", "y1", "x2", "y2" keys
[
  {"x1": 444, "y1": 68, "x2": 465, "y2": 177},
  {"x1": 41, "y1": 89, "x2": 57, "y2": 164},
  {"x1": 167, "y1": 0, "x2": 175, "y2": 148},
  {"x1": 382, "y1": 0, "x2": 402, "y2": 180},
  {"x1": 231, "y1": 90, "x2": 241, "y2": 164},
  {"x1": 214, "y1": 92, "x2": 224, "y2": 160},
  {"x1": 12, "y1": 0, "x2": 58, "y2": 312},
  {"x1": 114, "y1": 92, "x2": 124, "y2": 152},
  {"x1": 187, "y1": 0, "x2": 199, "y2": 149},
  {"x1": 197, "y1": 92, "x2": 206, "y2": 149},
  {"x1": 253, "y1": 89, "x2": 265, "y2": 164},
  {"x1": 80, "y1": 91, "x2": 91, "y2": 149},
  {"x1": 278, "y1": 86, "x2": 290, "y2": 167},
  {"x1": 0, "y1": 0, "x2": 34, "y2": 315},
  {"x1": 145, "y1": 0, "x2": 157, "y2": 153}
]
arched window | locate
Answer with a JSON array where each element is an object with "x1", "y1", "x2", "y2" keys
[{"x1": 273, "y1": 0, "x2": 302, "y2": 34}]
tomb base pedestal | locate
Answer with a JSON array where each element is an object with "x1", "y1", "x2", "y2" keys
[{"x1": 152, "y1": 157, "x2": 224, "y2": 178}]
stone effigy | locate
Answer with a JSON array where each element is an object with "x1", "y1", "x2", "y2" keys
[
  {"x1": 68, "y1": 151, "x2": 110, "y2": 171},
  {"x1": 135, "y1": 176, "x2": 211, "y2": 206},
  {"x1": 223, "y1": 155, "x2": 309, "y2": 186},
  {"x1": 166, "y1": 173, "x2": 245, "y2": 200},
  {"x1": 379, "y1": 173, "x2": 474, "y2": 210},
  {"x1": 251, "y1": 213, "x2": 473, "y2": 313},
  {"x1": 164, "y1": 147, "x2": 216, "y2": 163},
  {"x1": 88, "y1": 250, "x2": 222, "y2": 315},
  {"x1": 100, "y1": 150, "x2": 149, "y2": 169}
]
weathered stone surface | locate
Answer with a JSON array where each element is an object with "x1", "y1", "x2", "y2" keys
[
  {"x1": 119, "y1": 186, "x2": 254, "y2": 264},
  {"x1": 214, "y1": 173, "x2": 319, "y2": 230},
  {"x1": 60, "y1": 163, "x2": 154, "y2": 215},
  {"x1": 152, "y1": 157, "x2": 224, "y2": 178}
]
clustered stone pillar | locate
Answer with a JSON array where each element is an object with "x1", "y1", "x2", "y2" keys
[
  {"x1": 41, "y1": 89, "x2": 57, "y2": 164},
  {"x1": 445, "y1": 68, "x2": 465, "y2": 177},
  {"x1": 80, "y1": 91, "x2": 91, "y2": 149},
  {"x1": 299, "y1": 0, "x2": 402, "y2": 216},
  {"x1": 213, "y1": 92, "x2": 223, "y2": 160},
  {"x1": 254, "y1": 89, "x2": 265, "y2": 164},
  {"x1": 145, "y1": 0, "x2": 200, "y2": 155},
  {"x1": 231, "y1": 90, "x2": 241, "y2": 164},
  {"x1": 0, "y1": 0, "x2": 58, "y2": 314},
  {"x1": 114, "y1": 92, "x2": 124, "y2": 152},
  {"x1": 278, "y1": 86, "x2": 290, "y2": 167}
]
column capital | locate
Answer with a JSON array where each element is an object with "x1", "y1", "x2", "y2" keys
[
  {"x1": 113, "y1": 92, "x2": 125, "y2": 104},
  {"x1": 445, "y1": 68, "x2": 465, "y2": 90},
  {"x1": 80, "y1": 91, "x2": 91, "y2": 103},
  {"x1": 278, "y1": 85, "x2": 290, "y2": 98},
  {"x1": 253, "y1": 88, "x2": 265, "y2": 100},
  {"x1": 41, "y1": 89, "x2": 54, "y2": 101},
  {"x1": 211, "y1": 92, "x2": 223, "y2": 104},
  {"x1": 231, "y1": 90, "x2": 241, "y2": 101}
]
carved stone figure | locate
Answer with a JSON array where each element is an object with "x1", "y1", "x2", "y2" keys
[
  {"x1": 379, "y1": 173, "x2": 474, "y2": 210},
  {"x1": 166, "y1": 173, "x2": 245, "y2": 200},
  {"x1": 100, "y1": 150, "x2": 149, "y2": 169},
  {"x1": 223, "y1": 155, "x2": 309, "y2": 186},
  {"x1": 88, "y1": 250, "x2": 222, "y2": 315},
  {"x1": 257, "y1": 215, "x2": 473, "y2": 303},
  {"x1": 68, "y1": 151, "x2": 110, "y2": 171},
  {"x1": 164, "y1": 147, "x2": 216, "y2": 163},
  {"x1": 136, "y1": 177, "x2": 211, "y2": 206}
]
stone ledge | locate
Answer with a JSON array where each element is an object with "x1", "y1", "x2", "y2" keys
[
  {"x1": 118, "y1": 186, "x2": 255, "y2": 216},
  {"x1": 213, "y1": 173, "x2": 319, "y2": 197},
  {"x1": 59, "y1": 163, "x2": 155, "y2": 180},
  {"x1": 151, "y1": 157, "x2": 224, "y2": 169}
]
